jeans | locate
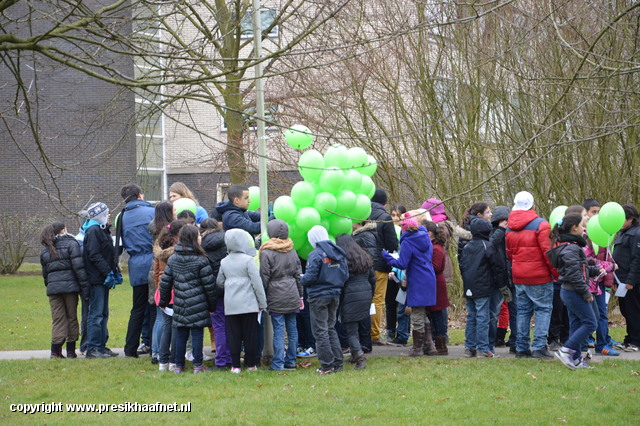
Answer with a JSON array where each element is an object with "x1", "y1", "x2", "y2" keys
[
  {"x1": 159, "y1": 310, "x2": 175, "y2": 364},
  {"x1": 271, "y1": 313, "x2": 298, "y2": 369},
  {"x1": 212, "y1": 299, "x2": 231, "y2": 367},
  {"x1": 124, "y1": 284, "x2": 149, "y2": 356},
  {"x1": 87, "y1": 285, "x2": 109, "y2": 352},
  {"x1": 335, "y1": 320, "x2": 348, "y2": 349},
  {"x1": 309, "y1": 297, "x2": 343, "y2": 370},
  {"x1": 152, "y1": 306, "x2": 164, "y2": 357},
  {"x1": 507, "y1": 287, "x2": 518, "y2": 347},
  {"x1": 296, "y1": 288, "x2": 315, "y2": 350},
  {"x1": 579, "y1": 299, "x2": 599, "y2": 353},
  {"x1": 488, "y1": 290, "x2": 504, "y2": 348},
  {"x1": 396, "y1": 302, "x2": 410, "y2": 343},
  {"x1": 80, "y1": 295, "x2": 89, "y2": 352},
  {"x1": 515, "y1": 282, "x2": 553, "y2": 352},
  {"x1": 428, "y1": 309, "x2": 448, "y2": 337},
  {"x1": 561, "y1": 289, "x2": 597, "y2": 358},
  {"x1": 549, "y1": 283, "x2": 569, "y2": 344},
  {"x1": 256, "y1": 311, "x2": 266, "y2": 365},
  {"x1": 345, "y1": 321, "x2": 362, "y2": 354},
  {"x1": 175, "y1": 326, "x2": 204, "y2": 368},
  {"x1": 465, "y1": 297, "x2": 491, "y2": 353},
  {"x1": 594, "y1": 283, "x2": 610, "y2": 351}
]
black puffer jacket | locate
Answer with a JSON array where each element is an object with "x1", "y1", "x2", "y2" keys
[
  {"x1": 83, "y1": 223, "x2": 115, "y2": 285},
  {"x1": 547, "y1": 234, "x2": 599, "y2": 301},
  {"x1": 353, "y1": 222, "x2": 378, "y2": 262},
  {"x1": 613, "y1": 225, "x2": 640, "y2": 287},
  {"x1": 460, "y1": 219, "x2": 507, "y2": 299},
  {"x1": 40, "y1": 234, "x2": 89, "y2": 296},
  {"x1": 201, "y1": 230, "x2": 226, "y2": 280},
  {"x1": 369, "y1": 202, "x2": 398, "y2": 272},
  {"x1": 340, "y1": 269, "x2": 376, "y2": 323},
  {"x1": 489, "y1": 225, "x2": 513, "y2": 288},
  {"x1": 159, "y1": 243, "x2": 218, "y2": 328}
]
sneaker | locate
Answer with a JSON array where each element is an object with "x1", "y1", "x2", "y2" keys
[
  {"x1": 624, "y1": 343, "x2": 639, "y2": 352},
  {"x1": 587, "y1": 337, "x2": 595, "y2": 348},
  {"x1": 158, "y1": 363, "x2": 169, "y2": 371},
  {"x1": 555, "y1": 347, "x2": 577, "y2": 370},
  {"x1": 316, "y1": 367, "x2": 334, "y2": 375},
  {"x1": 371, "y1": 338, "x2": 388, "y2": 346},
  {"x1": 532, "y1": 349, "x2": 554, "y2": 360},
  {"x1": 193, "y1": 366, "x2": 212, "y2": 374},
  {"x1": 463, "y1": 348, "x2": 477, "y2": 358},
  {"x1": 137, "y1": 343, "x2": 151, "y2": 355},
  {"x1": 610, "y1": 339, "x2": 624, "y2": 350},
  {"x1": 230, "y1": 367, "x2": 241, "y2": 374},
  {"x1": 151, "y1": 356, "x2": 159, "y2": 365},
  {"x1": 596, "y1": 345, "x2": 620, "y2": 356},
  {"x1": 297, "y1": 347, "x2": 317, "y2": 358},
  {"x1": 247, "y1": 366, "x2": 258, "y2": 371},
  {"x1": 584, "y1": 350, "x2": 593, "y2": 360},
  {"x1": 574, "y1": 357, "x2": 595, "y2": 369},
  {"x1": 169, "y1": 363, "x2": 177, "y2": 372},
  {"x1": 389, "y1": 338, "x2": 407, "y2": 346},
  {"x1": 480, "y1": 351, "x2": 498, "y2": 358},
  {"x1": 284, "y1": 364, "x2": 297, "y2": 371},
  {"x1": 173, "y1": 367, "x2": 183, "y2": 375},
  {"x1": 515, "y1": 350, "x2": 532, "y2": 358},
  {"x1": 203, "y1": 353, "x2": 213, "y2": 362},
  {"x1": 185, "y1": 352, "x2": 194, "y2": 362},
  {"x1": 101, "y1": 347, "x2": 119, "y2": 357},
  {"x1": 85, "y1": 350, "x2": 110, "y2": 359},
  {"x1": 548, "y1": 341, "x2": 562, "y2": 351}
]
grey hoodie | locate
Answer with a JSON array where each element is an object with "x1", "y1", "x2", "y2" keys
[{"x1": 217, "y1": 229, "x2": 267, "y2": 315}]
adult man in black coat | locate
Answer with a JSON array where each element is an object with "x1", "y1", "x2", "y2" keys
[{"x1": 368, "y1": 189, "x2": 398, "y2": 345}]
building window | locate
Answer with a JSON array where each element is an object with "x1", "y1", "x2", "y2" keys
[{"x1": 240, "y1": 9, "x2": 279, "y2": 38}]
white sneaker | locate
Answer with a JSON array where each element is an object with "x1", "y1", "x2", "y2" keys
[
  {"x1": 625, "y1": 344, "x2": 639, "y2": 352},
  {"x1": 158, "y1": 363, "x2": 169, "y2": 371},
  {"x1": 555, "y1": 347, "x2": 577, "y2": 370},
  {"x1": 575, "y1": 358, "x2": 595, "y2": 369},
  {"x1": 203, "y1": 353, "x2": 213, "y2": 361},
  {"x1": 185, "y1": 352, "x2": 194, "y2": 362},
  {"x1": 230, "y1": 367, "x2": 241, "y2": 374},
  {"x1": 169, "y1": 363, "x2": 177, "y2": 372}
]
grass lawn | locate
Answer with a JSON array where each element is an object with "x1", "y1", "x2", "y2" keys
[{"x1": 1, "y1": 267, "x2": 639, "y2": 424}]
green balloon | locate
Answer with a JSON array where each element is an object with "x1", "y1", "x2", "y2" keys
[
  {"x1": 298, "y1": 149, "x2": 324, "y2": 182},
  {"x1": 335, "y1": 190, "x2": 357, "y2": 215},
  {"x1": 599, "y1": 202, "x2": 625, "y2": 234},
  {"x1": 297, "y1": 241, "x2": 314, "y2": 260},
  {"x1": 247, "y1": 186, "x2": 260, "y2": 211},
  {"x1": 358, "y1": 175, "x2": 375, "y2": 198},
  {"x1": 586, "y1": 215, "x2": 614, "y2": 247},
  {"x1": 285, "y1": 124, "x2": 314, "y2": 150},
  {"x1": 296, "y1": 207, "x2": 321, "y2": 232},
  {"x1": 173, "y1": 198, "x2": 197, "y2": 215},
  {"x1": 347, "y1": 147, "x2": 368, "y2": 170},
  {"x1": 291, "y1": 181, "x2": 316, "y2": 207},
  {"x1": 343, "y1": 169, "x2": 362, "y2": 193},
  {"x1": 320, "y1": 218, "x2": 331, "y2": 231},
  {"x1": 361, "y1": 155, "x2": 378, "y2": 177},
  {"x1": 318, "y1": 167, "x2": 345, "y2": 193},
  {"x1": 352, "y1": 194, "x2": 372, "y2": 221},
  {"x1": 273, "y1": 196, "x2": 297, "y2": 223},
  {"x1": 549, "y1": 205, "x2": 567, "y2": 228},
  {"x1": 290, "y1": 228, "x2": 306, "y2": 249},
  {"x1": 324, "y1": 144, "x2": 349, "y2": 169},
  {"x1": 329, "y1": 215, "x2": 352, "y2": 236},
  {"x1": 313, "y1": 192, "x2": 337, "y2": 217}
]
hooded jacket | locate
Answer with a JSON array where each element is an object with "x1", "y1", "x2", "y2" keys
[
  {"x1": 82, "y1": 221, "x2": 115, "y2": 285},
  {"x1": 201, "y1": 230, "x2": 226, "y2": 280},
  {"x1": 159, "y1": 243, "x2": 218, "y2": 328},
  {"x1": 118, "y1": 200, "x2": 155, "y2": 286},
  {"x1": 259, "y1": 220, "x2": 303, "y2": 314},
  {"x1": 40, "y1": 234, "x2": 89, "y2": 296},
  {"x1": 506, "y1": 209, "x2": 555, "y2": 285},
  {"x1": 613, "y1": 224, "x2": 640, "y2": 287},
  {"x1": 215, "y1": 200, "x2": 261, "y2": 235},
  {"x1": 460, "y1": 219, "x2": 507, "y2": 299},
  {"x1": 217, "y1": 228, "x2": 267, "y2": 315},
  {"x1": 369, "y1": 202, "x2": 398, "y2": 272},
  {"x1": 382, "y1": 226, "x2": 436, "y2": 307},
  {"x1": 547, "y1": 234, "x2": 599, "y2": 301},
  {"x1": 353, "y1": 222, "x2": 378, "y2": 261},
  {"x1": 301, "y1": 240, "x2": 349, "y2": 299},
  {"x1": 153, "y1": 243, "x2": 174, "y2": 289}
]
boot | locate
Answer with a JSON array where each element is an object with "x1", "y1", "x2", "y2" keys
[
  {"x1": 50, "y1": 343, "x2": 65, "y2": 359},
  {"x1": 422, "y1": 326, "x2": 438, "y2": 356},
  {"x1": 353, "y1": 350, "x2": 366, "y2": 370},
  {"x1": 435, "y1": 335, "x2": 448, "y2": 355},
  {"x1": 409, "y1": 330, "x2": 424, "y2": 357},
  {"x1": 495, "y1": 328, "x2": 507, "y2": 347},
  {"x1": 66, "y1": 341, "x2": 77, "y2": 358}
]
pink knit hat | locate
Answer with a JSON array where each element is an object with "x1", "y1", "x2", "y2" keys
[
  {"x1": 421, "y1": 198, "x2": 447, "y2": 223},
  {"x1": 401, "y1": 212, "x2": 419, "y2": 233}
]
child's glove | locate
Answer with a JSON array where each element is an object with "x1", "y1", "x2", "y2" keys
[
  {"x1": 499, "y1": 286, "x2": 512, "y2": 303},
  {"x1": 300, "y1": 298, "x2": 305, "y2": 310},
  {"x1": 103, "y1": 271, "x2": 117, "y2": 289},
  {"x1": 113, "y1": 270, "x2": 123, "y2": 285}
]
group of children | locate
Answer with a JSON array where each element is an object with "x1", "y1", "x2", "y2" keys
[{"x1": 40, "y1": 184, "x2": 639, "y2": 374}]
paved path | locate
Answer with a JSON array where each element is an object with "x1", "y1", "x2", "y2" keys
[{"x1": 1, "y1": 344, "x2": 639, "y2": 361}]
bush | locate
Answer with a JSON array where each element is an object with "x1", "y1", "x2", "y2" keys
[{"x1": 0, "y1": 214, "x2": 38, "y2": 274}]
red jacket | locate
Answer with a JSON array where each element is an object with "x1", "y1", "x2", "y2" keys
[
  {"x1": 427, "y1": 244, "x2": 450, "y2": 311},
  {"x1": 506, "y1": 210, "x2": 556, "y2": 285}
]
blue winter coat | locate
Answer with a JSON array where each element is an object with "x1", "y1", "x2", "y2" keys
[
  {"x1": 215, "y1": 200, "x2": 261, "y2": 235},
  {"x1": 301, "y1": 241, "x2": 349, "y2": 299},
  {"x1": 195, "y1": 205, "x2": 209, "y2": 224},
  {"x1": 118, "y1": 200, "x2": 155, "y2": 286},
  {"x1": 382, "y1": 226, "x2": 436, "y2": 307}
]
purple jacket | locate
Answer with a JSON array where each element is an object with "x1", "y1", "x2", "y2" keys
[{"x1": 382, "y1": 226, "x2": 436, "y2": 307}]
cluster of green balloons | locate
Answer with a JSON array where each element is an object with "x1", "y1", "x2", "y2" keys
[
  {"x1": 273, "y1": 143, "x2": 378, "y2": 259},
  {"x1": 550, "y1": 202, "x2": 625, "y2": 250}
]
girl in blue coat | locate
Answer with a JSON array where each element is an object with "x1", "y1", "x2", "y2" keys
[{"x1": 383, "y1": 213, "x2": 437, "y2": 356}]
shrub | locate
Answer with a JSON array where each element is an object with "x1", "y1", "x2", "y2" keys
[{"x1": 0, "y1": 214, "x2": 38, "y2": 274}]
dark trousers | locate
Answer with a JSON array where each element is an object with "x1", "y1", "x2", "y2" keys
[
  {"x1": 619, "y1": 284, "x2": 640, "y2": 346},
  {"x1": 507, "y1": 287, "x2": 518, "y2": 346},
  {"x1": 141, "y1": 302, "x2": 152, "y2": 347},
  {"x1": 549, "y1": 284, "x2": 569, "y2": 344},
  {"x1": 385, "y1": 278, "x2": 399, "y2": 336},
  {"x1": 80, "y1": 294, "x2": 89, "y2": 352},
  {"x1": 226, "y1": 313, "x2": 258, "y2": 368},
  {"x1": 174, "y1": 326, "x2": 204, "y2": 368},
  {"x1": 296, "y1": 288, "x2": 315, "y2": 350},
  {"x1": 124, "y1": 284, "x2": 149, "y2": 356},
  {"x1": 212, "y1": 299, "x2": 231, "y2": 367},
  {"x1": 159, "y1": 310, "x2": 175, "y2": 364},
  {"x1": 428, "y1": 309, "x2": 448, "y2": 337},
  {"x1": 309, "y1": 297, "x2": 343, "y2": 370}
]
